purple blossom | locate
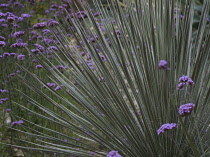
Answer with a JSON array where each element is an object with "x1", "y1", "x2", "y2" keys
[
  {"x1": 107, "y1": 151, "x2": 122, "y2": 157},
  {"x1": 3, "y1": 52, "x2": 10, "y2": 57},
  {"x1": 11, "y1": 120, "x2": 24, "y2": 127},
  {"x1": 10, "y1": 52, "x2": 16, "y2": 57},
  {"x1": 7, "y1": 16, "x2": 18, "y2": 22},
  {"x1": 56, "y1": 65, "x2": 67, "y2": 70},
  {"x1": 31, "y1": 49, "x2": 40, "y2": 54},
  {"x1": 177, "y1": 75, "x2": 194, "y2": 90},
  {"x1": 21, "y1": 14, "x2": 32, "y2": 18},
  {"x1": 33, "y1": 22, "x2": 47, "y2": 29},
  {"x1": 0, "y1": 36, "x2": 6, "y2": 40},
  {"x1": 177, "y1": 83, "x2": 185, "y2": 90},
  {"x1": 1, "y1": 24, "x2": 8, "y2": 27},
  {"x1": 47, "y1": 46, "x2": 58, "y2": 51},
  {"x1": 34, "y1": 44, "x2": 45, "y2": 52},
  {"x1": 158, "y1": 60, "x2": 170, "y2": 70},
  {"x1": 0, "y1": 41, "x2": 6, "y2": 47},
  {"x1": 0, "y1": 19, "x2": 6, "y2": 23},
  {"x1": 42, "y1": 29, "x2": 50, "y2": 35},
  {"x1": 0, "y1": 12, "x2": 6, "y2": 17},
  {"x1": 0, "y1": 4, "x2": 9, "y2": 8},
  {"x1": 13, "y1": 31, "x2": 25, "y2": 38},
  {"x1": 8, "y1": 73, "x2": 15, "y2": 77},
  {"x1": 10, "y1": 42, "x2": 28, "y2": 48},
  {"x1": 0, "y1": 89, "x2": 9, "y2": 93},
  {"x1": 0, "y1": 98, "x2": 8, "y2": 102},
  {"x1": 46, "y1": 83, "x2": 56, "y2": 88},
  {"x1": 54, "y1": 85, "x2": 63, "y2": 91},
  {"x1": 90, "y1": 152, "x2": 95, "y2": 156},
  {"x1": 17, "y1": 54, "x2": 25, "y2": 60},
  {"x1": 178, "y1": 103, "x2": 195, "y2": 116},
  {"x1": 6, "y1": 109, "x2": 11, "y2": 113},
  {"x1": 157, "y1": 123, "x2": 177, "y2": 135},
  {"x1": 36, "y1": 65, "x2": 43, "y2": 69},
  {"x1": 48, "y1": 20, "x2": 59, "y2": 26}
]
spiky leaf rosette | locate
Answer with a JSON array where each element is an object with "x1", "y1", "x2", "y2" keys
[{"x1": 11, "y1": 0, "x2": 210, "y2": 156}]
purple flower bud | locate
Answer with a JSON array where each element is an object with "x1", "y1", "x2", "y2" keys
[
  {"x1": 8, "y1": 73, "x2": 15, "y2": 77},
  {"x1": 34, "y1": 44, "x2": 45, "y2": 52},
  {"x1": 178, "y1": 103, "x2": 195, "y2": 116},
  {"x1": 157, "y1": 123, "x2": 177, "y2": 135},
  {"x1": 158, "y1": 60, "x2": 170, "y2": 70},
  {"x1": 107, "y1": 151, "x2": 122, "y2": 157}
]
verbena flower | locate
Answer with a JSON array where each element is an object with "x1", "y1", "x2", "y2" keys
[
  {"x1": 0, "y1": 41, "x2": 6, "y2": 47},
  {"x1": 158, "y1": 60, "x2": 170, "y2": 70},
  {"x1": 0, "y1": 36, "x2": 6, "y2": 40},
  {"x1": 157, "y1": 123, "x2": 177, "y2": 135},
  {"x1": 10, "y1": 42, "x2": 28, "y2": 48},
  {"x1": 11, "y1": 120, "x2": 24, "y2": 127},
  {"x1": 36, "y1": 65, "x2": 43, "y2": 69},
  {"x1": 13, "y1": 31, "x2": 25, "y2": 38},
  {"x1": 17, "y1": 54, "x2": 25, "y2": 60},
  {"x1": 178, "y1": 103, "x2": 195, "y2": 116},
  {"x1": 33, "y1": 22, "x2": 47, "y2": 29},
  {"x1": 177, "y1": 75, "x2": 194, "y2": 90},
  {"x1": 107, "y1": 151, "x2": 122, "y2": 157},
  {"x1": 6, "y1": 109, "x2": 11, "y2": 113}
]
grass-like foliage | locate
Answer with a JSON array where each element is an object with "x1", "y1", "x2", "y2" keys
[{"x1": 11, "y1": 0, "x2": 210, "y2": 156}]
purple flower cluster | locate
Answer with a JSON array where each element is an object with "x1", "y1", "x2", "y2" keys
[
  {"x1": 158, "y1": 60, "x2": 170, "y2": 70},
  {"x1": 10, "y1": 42, "x2": 28, "y2": 48},
  {"x1": 0, "y1": 98, "x2": 8, "y2": 104},
  {"x1": 11, "y1": 120, "x2": 24, "y2": 126},
  {"x1": 17, "y1": 54, "x2": 25, "y2": 60},
  {"x1": 36, "y1": 65, "x2": 43, "y2": 69},
  {"x1": 0, "y1": 36, "x2": 6, "y2": 40},
  {"x1": 34, "y1": 44, "x2": 45, "y2": 52},
  {"x1": 107, "y1": 151, "x2": 122, "y2": 157},
  {"x1": 157, "y1": 123, "x2": 177, "y2": 135},
  {"x1": 47, "y1": 20, "x2": 59, "y2": 26},
  {"x1": 177, "y1": 75, "x2": 194, "y2": 90},
  {"x1": 33, "y1": 22, "x2": 47, "y2": 29},
  {"x1": 0, "y1": 89, "x2": 9, "y2": 93},
  {"x1": 13, "y1": 31, "x2": 25, "y2": 38},
  {"x1": 0, "y1": 41, "x2": 6, "y2": 47},
  {"x1": 178, "y1": 103, "x2": 195, "y2": 116}
]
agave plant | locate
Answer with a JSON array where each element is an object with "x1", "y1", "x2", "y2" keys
[{"x1": 8, "y1": 0, "x2": 210, "y2": 156}]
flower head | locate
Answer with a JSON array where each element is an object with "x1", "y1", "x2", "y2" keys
[
  {"x1": 157, "y1": 123, "x2": 177, "y2": 135},
  {"x1": 177, "y1": 75, "x2": 194, "y2": 90},
  {"x1": 33, "y1": 22, "x2": 47, "y2": 29},
  {"x1": 13, "y1": 31, "x2": 25, "y2": 38},
  {"x1": 158, "y1": 60, "x2": 170, "y2": 70},
  {"x1": 17, "y1": 54, "x2": 25, "y2": 60},
  {"x1": 178, "y1": 103, "x2": 195, "y2": 116},
  {"x1": 0, "y1": 41, "x2": 6, "y2": 47},
  {"x1": 36, "y1": 65, "x2": 43, "y2": 69},
  {"x1": 10, "y1": 43, "x2": 28, "y2": 48},
  {"x1": 107, "y1": 151, "x2": 122, "y2": 157},
  {"x1": 11, "y1": 120, "x2": 24, "y2": 126}
]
